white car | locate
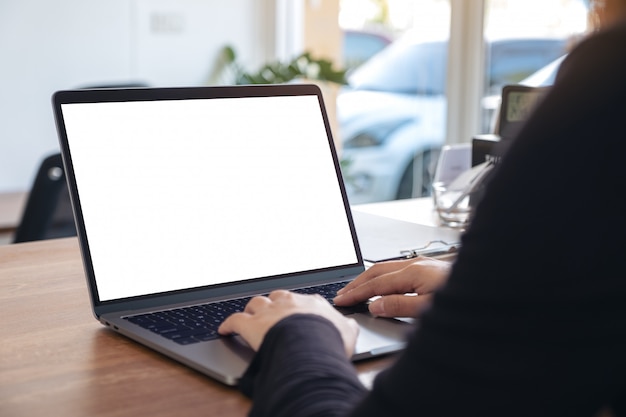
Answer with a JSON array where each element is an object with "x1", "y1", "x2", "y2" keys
[{"x1": 338, "y1": 36, "x2": 567, "y2": 204}]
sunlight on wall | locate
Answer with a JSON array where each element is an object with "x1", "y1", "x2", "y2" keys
[
  {"x1": 485, "y1": 0, "x2": 589, "y2": 39},
  {"x1": 340, "y1": 0, "x2": 588, "y2": 39}
]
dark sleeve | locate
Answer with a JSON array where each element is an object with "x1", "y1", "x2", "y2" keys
[
  {"x1": 239, "y1": 314, "x2": 368, "y2": 417},
  {"x1": 352, "y1": 25, "x2": 626, "y2": 416},
  {"x1": 241, "y1": 24, "x2": 626, "y2": 417}
]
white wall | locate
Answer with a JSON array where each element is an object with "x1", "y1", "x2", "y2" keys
[{"x1": 0, "y1": 0, "x2": 274, "y2": 193}]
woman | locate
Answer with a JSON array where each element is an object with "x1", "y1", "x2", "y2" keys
[{"x1": 219, "y1": 2, "x2": 626, "y2": 415}]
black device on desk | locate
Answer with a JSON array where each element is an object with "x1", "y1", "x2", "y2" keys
[
  {"x1": 473, "y1": 84, "x2": 550, "y2": 166},
  {"x1": 498, "y1": 85, "x2": 550, "y2": 142},
  {"x1": 470, "y1": 85, "x2": 550, "y2": 205}
]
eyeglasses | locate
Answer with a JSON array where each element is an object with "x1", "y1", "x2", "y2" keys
[{"x1": 399, "y1": 240, "x2": 460, "y2": 259}]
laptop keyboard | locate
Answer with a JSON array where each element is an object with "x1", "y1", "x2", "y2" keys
[{"x1": 124, "y1": 280, "x2": 352, "y2": 345}]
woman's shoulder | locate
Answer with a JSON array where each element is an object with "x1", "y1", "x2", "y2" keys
[
  {"x1": 560, "y1": 22, "x2": 626, "y2": 72},
  {"x1": 554, "y1": 21, "x2": 626, "y2": 91}
]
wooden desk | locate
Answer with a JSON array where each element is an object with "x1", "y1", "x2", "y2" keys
[
  {"x1": 3, "y1": 198, "x2": 615, "y2": 416},
  {"x1": 0, "y1": 235, "x2": 399, "y2": 416}
]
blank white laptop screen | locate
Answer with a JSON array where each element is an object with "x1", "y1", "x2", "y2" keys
[{"x1": 61, "y1": 94, "x2": 358, "y2": 302}]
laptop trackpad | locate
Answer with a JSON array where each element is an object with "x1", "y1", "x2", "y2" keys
[{"x1": 351, "y1": 313, "x2": 413, "y2": 359}]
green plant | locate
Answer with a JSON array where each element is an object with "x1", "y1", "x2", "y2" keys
[{"x1": 215, "y1": 45, "x2": 348, "y2": 86}]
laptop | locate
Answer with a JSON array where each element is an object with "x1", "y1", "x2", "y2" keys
[{"x1": 52, "y1": 84, "x2": 411, "y2": 386}]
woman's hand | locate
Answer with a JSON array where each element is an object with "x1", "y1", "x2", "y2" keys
[
  {"x1": 333, "y1": 257, "x2": 451, "y2": 318},
  {"x1": 218, "y1": 290, "x2": 359, "y2": 357}
]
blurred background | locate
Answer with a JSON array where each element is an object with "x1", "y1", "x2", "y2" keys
[{"x1": 0, "y1": 0, "x2": 590, "y2": 242}]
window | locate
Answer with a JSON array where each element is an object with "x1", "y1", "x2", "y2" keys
[
  {"x1": 337, "y1": 0, "x2": 451, "y2": 204},
  {"x1": 481, "y1": 0, "x2": 589, "y2": 131},
  {"x1": 330, "y1": 0, "x2": 589, "y2": 204}
]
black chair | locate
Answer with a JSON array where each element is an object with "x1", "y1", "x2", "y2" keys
[
  {"x1": 13, "y1": 153, "x2": 77, "y2": 243},
  {"x1": 12, "y1": 82, "x2": 150, "y2": 244}
]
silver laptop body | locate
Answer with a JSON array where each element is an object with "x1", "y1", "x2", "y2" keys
[{"x1": 52, "y1": 84, "x2": 410, "y2": 386}]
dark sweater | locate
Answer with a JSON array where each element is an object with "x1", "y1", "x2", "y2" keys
[{"x1": 239, "y1": 22, "x2": 626, "y2": 417}]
